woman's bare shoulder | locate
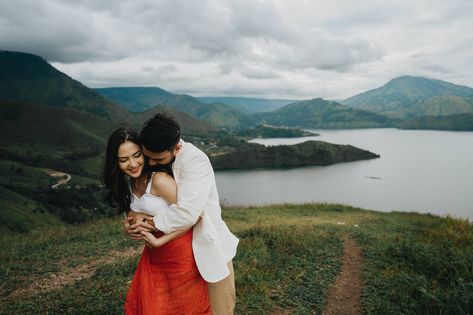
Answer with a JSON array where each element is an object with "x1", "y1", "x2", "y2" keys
[
  {"x1": 151, "y1": 172, "x2": 175, "y2": 189},
  {"x1": 150, "y1": 172, "x2": 177, "y2": 203}
]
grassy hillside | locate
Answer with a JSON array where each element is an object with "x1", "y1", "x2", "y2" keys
[
  {"x1": 414, "y1": 95, "x2": 473, "y2": 116},
  {"x1": 255, "y1": 98, "x2": 397, "y2": 129},
  {"x1": 0, "y1": 204, "x2": 471, "y2": 314},
  {"x1": 197, "y1": 96, "x2": 296, "y2": 113},
  {"x1": 0, "y1": 99, "x2": 120, "y2": 174},
  {"x1": 0, "y1": 51, "x2": 130, "y2": 122},
  {"x1": 96, "y1": 87, "x2": 253, "y2": 130},
  {"x1": 398, "y1": 112, "x2": 473, "y2": 131},
  {"x1": 342, "y1": 76, "x2": 473, "y2": 119},
  {"x1": 0, "y1": 185, "x2": 62, "y2": 233},
  {"x1": 94, "y1": 87, "x2": 173, "y2": 112},
  {"x1": 196, "y1": 103, "x2": 254, "y2": 130}
]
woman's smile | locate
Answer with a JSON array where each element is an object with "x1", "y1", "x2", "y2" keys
[{"x1": 118, "y1": 141, "x2": 145, "y2": 178}]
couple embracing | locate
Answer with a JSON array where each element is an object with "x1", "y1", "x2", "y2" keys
[{"x1": 102, "y1": 113, "x2": 239, "y2": 314}]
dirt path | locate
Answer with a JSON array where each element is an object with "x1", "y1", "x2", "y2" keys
[
  {"x1": 46, "y1": 170, "x2": 72, "y2": 189},
  {"x1": 323, "y1": 234, "x2": 364, "y2": 315},
  {"x1": 9, "y1": 246, "x2": 142, "y2": 298}
]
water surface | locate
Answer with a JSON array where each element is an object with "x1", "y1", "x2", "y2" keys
[{"x1": 215, "y1": 128, "x2": 473, "y2": 220}]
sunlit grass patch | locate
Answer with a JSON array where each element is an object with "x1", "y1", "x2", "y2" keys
[
  {"x1": 352, "y1": 213, "x2": 473, "y2": 314},
  {"x1": 234, "y1": 224, "x2": 343, "y2": 314}
]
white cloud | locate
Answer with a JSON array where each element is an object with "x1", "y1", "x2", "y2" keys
[{"x1": 1, "y1": 0, "x2": 472, "y2": 99}]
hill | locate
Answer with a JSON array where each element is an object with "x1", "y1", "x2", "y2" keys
[
  {"x1": 195, "y1": 103, "x2": 254, "y2": 130},
  {"x1": 1, "y1": 204, "x2": 471, "y2": 313},
  {"x1": 210, "y1": 140, "x2": 379, "y2": 170},
  {"x1": 0, "y1": 185, "x2": 62, "y2": 233},
  {"x1": 131, "y1": 105, "x2": 217, "y2": 135},
  {"x1": 398, "y1": 112, "x2": 473, "y2": 131},
  {"x1": 94, "y1": 87, "x2": 173, "y2": 112},
  {"x1": 413, "y1": 95, "x2": 473, "y2": 116},
  {"x1": 197, "y1": 96, "x2": 296, "y2": 113},
  {"x1": 342, "y1": 76, "x2": 473, "y2": 118},
  {"x1": 95, "y1": 87, "x2": 254, "y2": 130},
  {"x1": 0, "y1": 51, "x2": 129, "y2": 122},
  {"x1": 0, "y1": 99, "x2": 120, "y2": 173},
  {"x1": 254, "y1": 98, "x2": 397, "y2": 129}
]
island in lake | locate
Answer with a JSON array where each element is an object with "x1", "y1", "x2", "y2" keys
[
  {"x1": 211, "y1": 140, "x2": 379, "y2": 170},
  {"x1": 237, "y1": 125, "x2": 319, "y2": 138}
]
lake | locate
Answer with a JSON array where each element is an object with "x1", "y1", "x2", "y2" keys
[{"x1": 214, "y1": 128, "x2": 473, "y2": 221}]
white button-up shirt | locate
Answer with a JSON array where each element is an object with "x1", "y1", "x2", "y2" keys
[{"x1": 152, "y1": 139, "x2": 239, "y2": 283}]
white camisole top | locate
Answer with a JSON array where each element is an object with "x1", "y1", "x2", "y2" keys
[{"x1": 129, "y1": 173, "x2": 171, "y2": 216}]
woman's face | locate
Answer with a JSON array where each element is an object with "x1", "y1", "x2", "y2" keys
[{"x1": 117, "y1": 141, "x2": 144, "y2": 178}]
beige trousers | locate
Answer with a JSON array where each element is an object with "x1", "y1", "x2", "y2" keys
[{"x1": 207, "y1": 261, "x2": 236, "y2": 315}]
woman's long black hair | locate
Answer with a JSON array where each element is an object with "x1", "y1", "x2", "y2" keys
[{"x1": 102, "y1": 128, "x2": 141, "y2": 213}]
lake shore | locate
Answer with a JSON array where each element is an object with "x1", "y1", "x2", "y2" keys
[{"x1": 217, "y1": 128, "x2": 473, "y2": 221}]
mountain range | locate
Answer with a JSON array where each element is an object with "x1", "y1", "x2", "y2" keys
[
  {"x1": 2, "y1": 49, "x2": 472, "y2": 233},
  {"x1": 95, "y1": 87, "x2": 253, "y2": 130},
  {"x1": 95, "y1": 77, "x2": 473, "y2": 131}
]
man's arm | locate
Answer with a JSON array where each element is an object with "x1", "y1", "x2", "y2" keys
[{"x1": 152, "y1": 153, "x2": 213, "y2": 234}]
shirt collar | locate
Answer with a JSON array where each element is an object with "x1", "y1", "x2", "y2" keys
[{"x1": 173, "y1": 139, "x2": 185, "y2": 168}]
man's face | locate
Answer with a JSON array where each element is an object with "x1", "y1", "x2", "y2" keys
[{"x1": 142, "y1": 144, "x2": 181, "y2": 167}]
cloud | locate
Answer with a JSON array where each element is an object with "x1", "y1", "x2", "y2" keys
[{"x1": 1, "y1": 0, "x2": 472, "y2": 99}]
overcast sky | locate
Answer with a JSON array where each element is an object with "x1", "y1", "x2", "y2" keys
[{"x1": 1, "y1": 0, "x2": 473, "y2": 99}]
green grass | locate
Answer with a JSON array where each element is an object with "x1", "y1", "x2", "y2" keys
[
  {"x1": 0, "y1": 204, "x2": 471, "y2": 314},
  {"x1": 350, "y1": 212, "x2": 473, "y2": 314},
  {"x1": 0, "y1": 186, "x2": 62, "y2": 234}
]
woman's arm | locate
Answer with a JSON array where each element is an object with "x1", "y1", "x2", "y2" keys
[
  {"x1": 150, "y1": 172, "x2": 177, "y2": 204},
  {"x1": 140, "y1": 172, "x2": 190, "y2": 247},
  {"x1": 141, "y1": 228, "x2": 191, "y2": 248}
]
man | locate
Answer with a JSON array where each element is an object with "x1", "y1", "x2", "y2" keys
[{"x1": 126, "y1": 113, "x2": 239, "y2": 315}]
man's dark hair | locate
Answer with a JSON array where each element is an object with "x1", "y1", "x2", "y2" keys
[{"x1": 140, "y1": 113, "x2": 181, "y2": 153}]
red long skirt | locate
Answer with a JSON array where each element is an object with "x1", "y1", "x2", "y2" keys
[{"x1": 124, "y1": 230, "x2": 211, "y2": 314}]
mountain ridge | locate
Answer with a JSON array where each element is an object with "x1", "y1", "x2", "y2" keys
[
  {"x1": 342, "y1": 75, "x2": 473, "y2": 118},
  {"x1": 254, "y1": 97, "x2": 398, "y2": 128},
  {"x1": 0, "y1": 50, "x2": 130, "y2": 122}
]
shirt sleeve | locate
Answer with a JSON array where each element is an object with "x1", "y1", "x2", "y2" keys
[{"x1": 152, "y1": 153, "x2": 213, "y2": 234}]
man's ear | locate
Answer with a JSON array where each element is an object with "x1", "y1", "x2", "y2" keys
[{"x1": 175, "y1": 143, "x2": 182, "y2": 153}]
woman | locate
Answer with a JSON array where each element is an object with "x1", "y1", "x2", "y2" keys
[{"x1": 102, "y1": 128, "x2": 211, "y2": 314}]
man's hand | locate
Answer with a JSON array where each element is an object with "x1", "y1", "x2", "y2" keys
[{"x1": 124, "y1": 211, "x2": 154, "y2": 240}]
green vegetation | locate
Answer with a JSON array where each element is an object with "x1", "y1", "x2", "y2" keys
[
  {"x1": 254, "y1": 98, "x2": 398, "y2": 129},
  {"x1": 238, "y1": 125, "x2": 318, "y2": 138},
  {"x1": 1, "y1": 204, "x2": 471, "y2": 314},
  {"x1": 353, "y1": 212, "x2": 473, "y2": 314},
  {"x1": 0, "y1": 186, "x2": 61, "y2": 233},
  {"x1": 210, "y1": 140, "x2": 379, "y2": 170},
  {"x1": 196, "y1": 103, "x2": 254, "y2": 130},
  {"x1": 398, "y1": 112, "x2": 473, "y2": 131},
  {"x1": 197, "y1": 96, "x2": 295, "y2": 113},
  {"x1": 342, "y1": 76, "x2": 473, "y2": 119},
  {"x1": 0, "y1": 51, "x2": 129, "y2": 122},
  {"x1": 94, "y1": 87, "x2": 174, "y2": 112},
  {"x1": 95, "y1": 87, "x2": 254, "y2": 130},
  {"x1": 414, "y1": 95, "x2": 473, "y2": 116}
]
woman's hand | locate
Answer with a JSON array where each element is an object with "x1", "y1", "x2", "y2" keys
[
  {"x1": 127, "y1": 212, "x2": 152, "y2": 225},
  {"x1": 125, "y1": 211, "x2": 155, "y2": 240}
]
